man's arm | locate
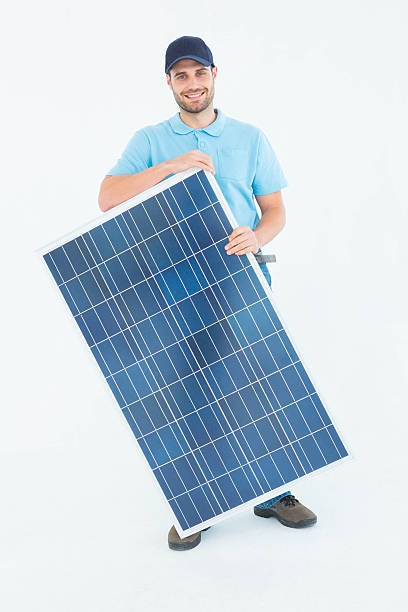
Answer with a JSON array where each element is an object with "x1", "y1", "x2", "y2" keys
[
  {"x1": 253, "y1": 190, "x2": 286, "y2": 247},
  {"x1": 225, "y1": 190, "x2": 286, "y2": 256},
  {"x1": 98, "y1": 162, "x2": 173, "y2": 213},
  {"x1": 98, "y1": 150, "x2": 215, "y2": 213}
]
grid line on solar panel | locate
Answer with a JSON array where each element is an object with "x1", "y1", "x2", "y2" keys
[
  {"x1": 129, "y1": 389, "x2": 337, "y2": 460},
  {"x1": 46, "y1": 179, "x2": 222, "y2": 287},
  {"x1": 53, "y1": 186, "x2": 334, "y2": 474},
  {"x1": 51, "y1": 235, "x2": 254, "y2": 322},
  {"x1": 50, "y1": 175, "x2": 342, "y2": 520},
  {"x1": 141, "y1": 415, "x2": 335, "y2": 479},
  {"x1": 156, "y1": 420, "x2": 337, "y2": 501},
  {"x1": 43, "y1": 169, "x2": 347, "y2": 531}
]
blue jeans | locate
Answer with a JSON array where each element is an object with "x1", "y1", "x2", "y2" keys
[
  {"x1": 255, "y1": 491, "x2": 291, "y2": 509},
  {"x1": 258, "y1": 261, "x2": 272, "y2": 287}
]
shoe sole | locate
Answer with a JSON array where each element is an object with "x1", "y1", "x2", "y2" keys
[
  {"x1": 168, "y1": 533, "x2": 202, "y2": 551},
  {"x1": 168, "y1": 526, "x2": 211, "y2": 551},
  {"x1": 254, "y1": 506, "x2": 317, "y2": 528}
]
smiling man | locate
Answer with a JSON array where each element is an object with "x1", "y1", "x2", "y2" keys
[{"x1": 98, "y1": 35, "x2": 317, "y2": 551}]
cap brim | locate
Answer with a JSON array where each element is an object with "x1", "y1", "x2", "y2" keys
[{"x1": 166, "y1": 55, "x2": 212, "y2": 73}]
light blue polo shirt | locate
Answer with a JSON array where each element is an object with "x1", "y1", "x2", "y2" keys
[{"x1": 107, "y1": 108, "x2": 288, "y2": 284}]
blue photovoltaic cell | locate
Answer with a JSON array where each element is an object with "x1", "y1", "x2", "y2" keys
[{"x1": 42, "y1": 169, "x2": 348, "y2": 534}]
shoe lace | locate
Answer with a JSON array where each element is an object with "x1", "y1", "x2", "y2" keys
[{"x1": 280, "y1": 494, "x2": 299, "y2": 507}]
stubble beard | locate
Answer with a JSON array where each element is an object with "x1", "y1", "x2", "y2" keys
[{"x1": 173, "y1": 84, "x2": 215, "y2": 114}]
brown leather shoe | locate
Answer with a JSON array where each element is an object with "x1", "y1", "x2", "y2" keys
[
  {"x1": 254, "y1": 494, "x2": 317, "y2": 528},
  {"x1": 168, "y1": 525, "x2": 211, "y2": 551}
]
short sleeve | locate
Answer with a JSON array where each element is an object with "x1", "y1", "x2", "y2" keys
[
  {"x1": 107, "y1": 129, "x2": 151, "y2": 175},
  {"x1": 252, "y1": 130, "x2": 288, "y2": 195}
]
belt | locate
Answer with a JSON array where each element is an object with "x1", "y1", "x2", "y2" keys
[{"x1": 254, "y1": 253, "x2": 276, "y2": 264}]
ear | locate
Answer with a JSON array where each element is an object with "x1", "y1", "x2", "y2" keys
[
  {"x1": 212, "y1": 65, "x2": 218, "y2": 81},
  {"x1": 166, "y1": 73, "x2": 171, "y2": 87}
]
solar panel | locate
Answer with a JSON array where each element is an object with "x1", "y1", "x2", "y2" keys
[{"x1": 39, "y1": 167, "x2": 350, "y2": 537}]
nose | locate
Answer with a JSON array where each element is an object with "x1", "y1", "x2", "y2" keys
[{"x1": 185, "y1": 75, "x2": 201, "y2": 92}]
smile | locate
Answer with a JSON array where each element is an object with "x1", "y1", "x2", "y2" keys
[{"x1": 184, "y1": 91, "x2": 205, "y2": 99}]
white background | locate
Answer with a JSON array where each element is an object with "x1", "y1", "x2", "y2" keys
[{"x1": 1, "y1": 1, "x2": 407, "y2": 610}]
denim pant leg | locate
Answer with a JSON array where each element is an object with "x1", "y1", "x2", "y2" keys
[
  {"x1": 258, "y1": 261, "x2": 272, "y2": 288},
  {"x1": 256, "y1": 491, "x2": 291, "y2": 509}
]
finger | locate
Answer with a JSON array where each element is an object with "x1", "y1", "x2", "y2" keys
[
  {"x1": 225, "y1": 233, "x2": 251, "y2": 251},
  {"x1": 188, "y1": 150, "x2": 213, "y2": 168},
  {"x1": 235, "y1": 246, "x2": 255, "y2": 256},
  {"x1": 226, "y1": 238, "x2": 253, "y2": 255},
  {"x1": 234, "y1": 241, "x2": 257, "y2": 255},
  {"x1": 226, "y1": 239, "x2": 250, "y2": 254},
  {"x1": 229, "y1": 226, "x2": 250, "y2": 241},
  {"x1": 194, "y1": 152, "x2": 215, "y2": 171},
  {"x1": 195, "y1": 160, "x2": 215, "y2": 173},
  {"x1": 193, "y1": 161, "x2": 215, "y2": 174},
  {"x1": 195, "y1": 151, "x2": 213, "y2": 163}
]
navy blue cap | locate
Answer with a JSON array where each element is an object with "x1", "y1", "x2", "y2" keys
[{"x1": 165, "y1": 36, "x2": 214, "y2": 74}]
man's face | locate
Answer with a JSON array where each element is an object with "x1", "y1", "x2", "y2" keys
[{"x1": 166, "y1": 59, "x2": 217, "y2": 114}]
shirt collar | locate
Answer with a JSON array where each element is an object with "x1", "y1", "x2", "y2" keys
[{"x1": 169, "y1": 108, "x2": 226, "y2": 136}]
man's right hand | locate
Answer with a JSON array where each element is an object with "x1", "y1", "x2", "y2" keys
[
  {"x1": 99, "y1": 150, "x2": 215, "y2": 213},
  {"x1": 167, "y1": 150, "x2": 215, "y2": 175}
]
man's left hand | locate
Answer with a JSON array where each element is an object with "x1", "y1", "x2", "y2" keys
[{"x1": 224, "y1": 226, "x2": 259, "y2": 256}]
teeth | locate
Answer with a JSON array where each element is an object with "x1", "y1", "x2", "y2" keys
[{"x1": 186, "y1": 92, "x2": 202, "y2": 98}]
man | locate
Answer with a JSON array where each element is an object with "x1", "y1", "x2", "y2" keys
[{"x1": 99, "y1": 36, "x2": 317, "y2": 551}]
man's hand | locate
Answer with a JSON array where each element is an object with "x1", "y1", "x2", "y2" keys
[
  {"x1": 224, "y1": 226, "x2": 260, "y2": 256},
  {"x1": 98, "y1": 150, "x2": 215, "y2": 212},
  {"x1": 167, "y1": 149, "x2": 215, "y2": 175},
  {"x1": 223, "y1": 192, "x2": 286, "y2": 255}
]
